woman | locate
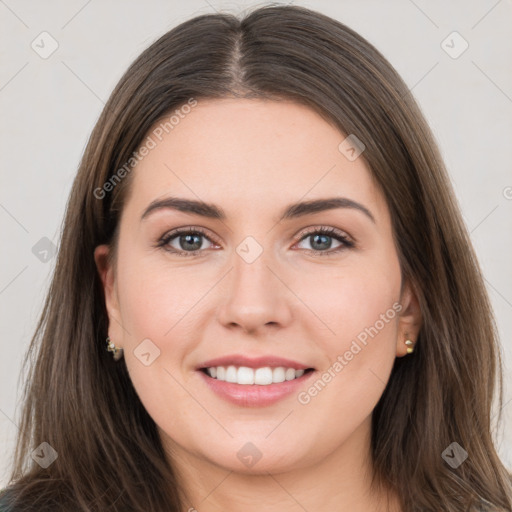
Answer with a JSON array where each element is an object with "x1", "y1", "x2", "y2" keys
[{"x1": 1, "y1": 5, "x2": 511, "y2": 511}]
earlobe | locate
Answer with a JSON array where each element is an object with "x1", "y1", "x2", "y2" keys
[{"x1": 396, "y1": 280, "x2": 422, "y2": 357}]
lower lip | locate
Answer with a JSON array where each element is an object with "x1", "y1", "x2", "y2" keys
[{"x1": 197, "y1": 370, "x2": 315, "y2": 407}]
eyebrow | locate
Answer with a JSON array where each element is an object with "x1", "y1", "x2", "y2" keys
[{"x1": 141, "y1": 196, "x2": 375, "y2": 223}]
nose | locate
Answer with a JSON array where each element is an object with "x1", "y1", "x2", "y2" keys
[{"x1": 216, "y1": 248, "x2": 293, "y2": 335}]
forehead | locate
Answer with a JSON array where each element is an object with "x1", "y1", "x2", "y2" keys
[{"x1": 126, "y1": 98, "x2": 386, "y2": 221}]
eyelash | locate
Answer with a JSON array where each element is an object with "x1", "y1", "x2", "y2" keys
[{"x1": 155, "y1": 225, "x2": 355, "y2": 258}]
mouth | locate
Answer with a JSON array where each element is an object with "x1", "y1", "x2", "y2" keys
[
  {"x1": 199, "y1": 366, "x2": 315, "y2": 385},
  {"x1": 195, "y1": 354, "x2": 316, "y2": 407}
]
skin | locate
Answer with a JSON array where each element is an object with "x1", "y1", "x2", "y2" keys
[{"x1": 95, "y1": 98, "x2": 422, "y2": 512}]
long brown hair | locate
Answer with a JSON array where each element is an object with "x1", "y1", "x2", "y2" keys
[{"x1": 2, "y1": 5, "x2": 511, "y2": 511}]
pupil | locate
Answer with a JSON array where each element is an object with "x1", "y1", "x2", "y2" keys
[
  {"x1": 181, "y1": 234, "x2": 202, "y2": 251},
  {"x1": 312, "y1": 234, "x2": 331, "y2": 250}
]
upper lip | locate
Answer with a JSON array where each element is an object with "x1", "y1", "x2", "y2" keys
[{"x1": 196, "y1": 354, "x2": 313, "y2": 371}]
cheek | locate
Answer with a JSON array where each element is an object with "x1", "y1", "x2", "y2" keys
[
  {"x1": 297, "y1": 256, "x2": 402, "y2": 415},
  {"x1": 114, "y1": 254, "x2": 201, "y2": 424},
  {"x1": 293, "y1": 253, "x2": 402, "y2": 418},
  {"x1": 299, "y1": 254, "x2": 401, "y2": 352},
  {"x1": 333, "y1": 273, "x2": 399, "y2": 346},
  {"x1": 115, "y1": 248, "x2": 203, "y2": 343}
]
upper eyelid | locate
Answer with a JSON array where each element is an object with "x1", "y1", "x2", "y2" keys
[{"x1": 297, "y1": 225, "x2": 351, "y2": 239}]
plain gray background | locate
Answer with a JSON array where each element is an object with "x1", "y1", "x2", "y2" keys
[{"x1": 1, "y1": 0, "x2": 511, "y2": 487}]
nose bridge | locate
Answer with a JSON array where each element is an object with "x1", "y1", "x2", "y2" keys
[
  {"x1": 232, "y1": 240, "x2": 273, "y2": 293},
  {"x1": 216, "y1": 236, "x2": 292, "y2": 333}
]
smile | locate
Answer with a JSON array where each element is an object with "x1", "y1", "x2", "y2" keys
[
  {"x1": 196, "y1": 355, "x2": 316, "y2": 407},
  {"x1": 201, "y1": 365, "x2": 311, "y2": 385}
]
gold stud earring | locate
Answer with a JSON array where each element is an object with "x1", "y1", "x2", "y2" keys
[
  {"x1": 106, "y1": 336, "x2": 124, "y2": 361},
  {"x1": 405, "y1": 339, "x2": 414, "y2": 354}
]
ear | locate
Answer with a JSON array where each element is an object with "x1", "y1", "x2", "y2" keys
[
  {"x1": 396, "y1": 279, "x2": 422, "y2": 357},
  {"x1": 94, "y1": 244, "x2": 124, "y2": 347}
]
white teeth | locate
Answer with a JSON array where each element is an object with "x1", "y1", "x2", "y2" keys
[
  {"x1": 225, "y1": 365, "x2": 237, "y2": 383},
  {"x1": 204, "y1": 366, "x2": 309, "y2": 385},
  {"x1": 285, "y1": 368, "x2": 296, "y2": 381},
  {"x1": 273, "y1": 367, "x2": 286, "y2": 383},
  {"x1": 254, "y1": 367, "x2": 273, "y2": 385},
  {"x1": 237, "y1": 366, "x2": 254, "y2": 385}
]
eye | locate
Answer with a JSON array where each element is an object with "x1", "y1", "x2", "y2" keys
[
  {"x1": 294, "y1": 226, "x2": 354, "y2": 256},
  {"x1": 156, "y1": 225, "x2": 354, "y2": 257},
  {"x1": 156, "y1": 226, "x2": 219, "y2": 257}
]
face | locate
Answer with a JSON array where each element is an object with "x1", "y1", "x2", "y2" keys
[{"x1": 95, "y1": 98, "x2": 420, "y2": 476}]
